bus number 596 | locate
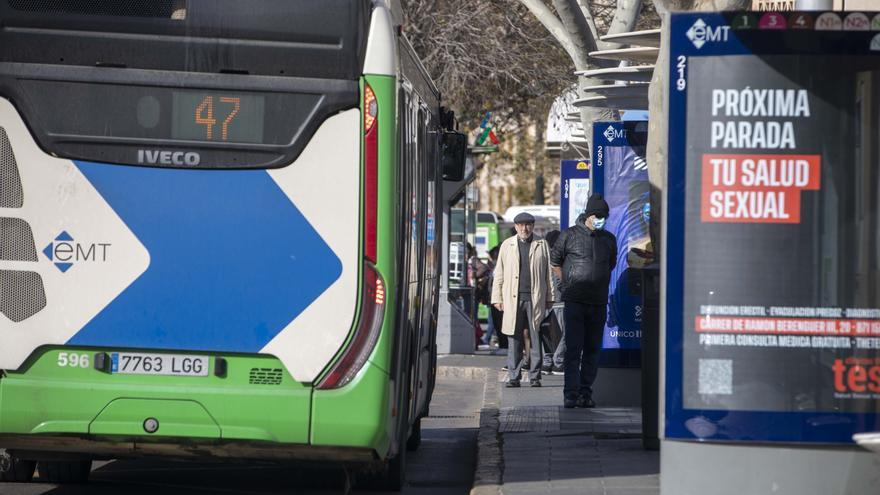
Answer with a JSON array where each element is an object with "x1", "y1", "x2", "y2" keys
[{"x1": 57, "y1": 352, "x2": 90, "y2": 368}]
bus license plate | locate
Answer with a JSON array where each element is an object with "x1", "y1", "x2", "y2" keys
[{"x1": 110, "y1": 352, "x2": 210, "y2": 377}]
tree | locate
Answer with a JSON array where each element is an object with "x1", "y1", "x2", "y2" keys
[
  {"x1": 402, "y1": 0, "x2": 573, "y2": 128},
  {"x1": 402, "y1": 0, "x2": 577, "y2": 205},
  {"x1": 518, "y1": 0, "x2": 647, "y2": 154},
  {"x1": 401, "y1": 1, "x2": 660, "y2": 206}
]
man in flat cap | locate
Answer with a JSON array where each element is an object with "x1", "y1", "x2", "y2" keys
[
  {"x1": 491, "y1": 212, "x2": 556, "y2": 387},
  {"x1": 550, "y1": 194, "x2": 617, "y2": 408}
]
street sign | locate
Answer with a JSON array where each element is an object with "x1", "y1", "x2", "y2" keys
[
  {"x1": 667, "y1": 11, "x2": 880, "y2": 444},
  {"x1": 559, "y1": 159, "x2": 591, "y2": 230}
]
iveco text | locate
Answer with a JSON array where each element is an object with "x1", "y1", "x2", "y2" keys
[{"x1": 137, "y1": 149, "x2": 201, "y2": 166}]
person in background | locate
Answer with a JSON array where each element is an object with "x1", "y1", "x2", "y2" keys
[
  {"x1": 480, "y1": 246, "x2": 500, "y2": 348},
  {"x1": 466, "y1": 243, "x2": 489, "y2": 288},
  {"x1": 550, "y1": 194, "x2": 616, "y2": 408},
  {"x1": 491, "y1": 213, "x2": 556, "y2": 388},
  {"x1": 486, "y1": 246, "x2": 508, "y2": 350},
  {"x1": 467, "y1": 243, "x2": 490, "y2": 345}
]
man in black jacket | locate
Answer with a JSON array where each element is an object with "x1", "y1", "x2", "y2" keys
[{"x1": 550, "y1": 194, "x2": 617, "y2": 408}]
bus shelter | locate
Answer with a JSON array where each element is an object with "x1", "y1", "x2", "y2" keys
[{"x1": 663, "y1": 11, "x2": 880, "y2": 493}]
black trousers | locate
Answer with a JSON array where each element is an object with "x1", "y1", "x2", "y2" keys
[{"x1": 562, "y1": 301, "x2": 607, "y2": 399}]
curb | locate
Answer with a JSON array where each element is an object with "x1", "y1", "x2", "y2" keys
[{"x1": 470, "y1": 369, "x2": 503, "y2": 495}]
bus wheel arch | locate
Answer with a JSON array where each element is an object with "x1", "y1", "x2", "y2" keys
[
  {"x1": 36, "y1": 460, "x2": 92, "y2": 484},
  {"x1": 0, "y1": 450, "x2": 36, "y2": 483}
]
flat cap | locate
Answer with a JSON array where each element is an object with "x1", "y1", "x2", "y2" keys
[{"x1": 513, "y1": 212, "x2": 535, "y2": 224}]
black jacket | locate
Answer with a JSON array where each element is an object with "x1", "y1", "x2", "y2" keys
[{"x1": 550, "y1": 222, "x2": 617, "y2": 304}]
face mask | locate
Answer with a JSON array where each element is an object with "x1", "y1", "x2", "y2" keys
[{"x1": 593, "y1": 217, "x2": 606, "y2": 230}]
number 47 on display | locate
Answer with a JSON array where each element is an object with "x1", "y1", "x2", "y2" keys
[{"x1": 195, "y1": 96, "x2": 240, "y2": 141}]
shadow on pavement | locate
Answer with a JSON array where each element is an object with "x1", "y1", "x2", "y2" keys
[{"x1": 22, "y1": 427, "x2": 477, "y2": 495}]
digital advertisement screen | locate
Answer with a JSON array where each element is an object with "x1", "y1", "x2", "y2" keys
[
  {"x1": 667, "y1": 11, "x2": 880, "y2": 444},
  {"x1": 592, "y1": 122, "x2": 650, "y2": 352}
]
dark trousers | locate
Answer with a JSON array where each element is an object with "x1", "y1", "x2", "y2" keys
[
  {"x1": 563, "y1": 301, "x2": 607, "y2": 399},
  {"x1": 551, "y1": 306, "x2": 566, "y2": 368},
  {"x1": 540, "y1": 311, "x2": 562, "y2": 369},
  {"x1": 507, "y1": 299, "x2": 542, "y2": 383},
  {"x1": 491, "y1": 306, "x2": 508, "y2": 348}
]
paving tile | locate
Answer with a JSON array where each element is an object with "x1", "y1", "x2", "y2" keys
[
  {"x1": 504, "y1": 480, "x2": 553, "y2": 495},
  {"x1": 550, "y1": 478, "x2": 607, "y2": 494},
  {"x1": 603, "y1": 489, "x2": 662, "y2": 495},
  {"x1": 499, "y1": 388, "x2": 658, "y2": 495},
  {"x1": 602, "y1": 474, "x2": 662, "y2": 488}
]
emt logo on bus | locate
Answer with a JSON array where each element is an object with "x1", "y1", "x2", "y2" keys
[{"x1": 42, "y1": 231, "x2": 111, "y2": 273}]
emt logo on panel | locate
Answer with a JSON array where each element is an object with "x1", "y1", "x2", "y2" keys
[
  {"x1": 603, "y1": 125, "x2": 626, "y2": 143},
  {"x1": 686, "y1": 18, "x2": 730, "y2": 49},
  {"x1": 43, "y1": 231, "x2": 111, "y2": 273}
]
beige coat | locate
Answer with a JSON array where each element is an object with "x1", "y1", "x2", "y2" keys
[{"x1": 490, "y1": 235, "x2": 557, "y2": 336}]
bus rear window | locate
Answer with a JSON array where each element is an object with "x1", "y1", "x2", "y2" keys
[{"x1": 0, "y1": 0, "x2": 371, "y2": 79}]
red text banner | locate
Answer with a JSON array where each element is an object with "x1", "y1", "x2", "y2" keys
[
  {"x1": 695, "y1": 316, "x2": 880, "y2": 336},
  {"x1": 701, "y1": 154, "x2": 821, "y2": 223}
]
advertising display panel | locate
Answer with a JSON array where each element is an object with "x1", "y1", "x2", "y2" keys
[
  {"x1": 592, "y1": 122, "x2": 651, "y2": 353},
  {"x1": 559, "y1": 159, "x2": 591, "y2": 229},
  {"x1": 667, "y1": 11, "x2": 880, "y2": 443}
]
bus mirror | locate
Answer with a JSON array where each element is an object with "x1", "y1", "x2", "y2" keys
[
  {"x1": 440, "y1": 107, "x2": 456, "y2": 130},
  {"x1": 441, "y1": 132, "x2": 467, "y2": 182}
]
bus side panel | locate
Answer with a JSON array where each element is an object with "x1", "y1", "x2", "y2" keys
[
  {"x1": 309, "y1": 361, "x2": 391, "y2": 450},
  {"x1": 311, "y1": 74, "x2": 397, "y2": 454}
]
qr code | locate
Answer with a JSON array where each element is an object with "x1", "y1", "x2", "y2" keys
[{"x1": 699, "y1": 359, "x2": 732, "y2": 395}]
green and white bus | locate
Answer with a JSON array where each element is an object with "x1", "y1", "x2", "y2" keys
[{"x1": 0, "y1": 0, "x2": 464, "y2": 489}]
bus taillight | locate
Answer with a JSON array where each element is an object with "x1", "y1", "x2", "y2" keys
[
  {"x1": 315, "y1": 263, "x2": 385, "y2": 390},
  {"x1": 364, "y1": 83, "x2": 378, "y2": 263}
]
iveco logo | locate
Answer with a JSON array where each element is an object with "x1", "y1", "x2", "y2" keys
[
  {"x1": 137, "y1": 149, "x2": 201, "y2": 166},
  {"x1": 686, "y1": 18, "x2": 730, "y2": 49}
]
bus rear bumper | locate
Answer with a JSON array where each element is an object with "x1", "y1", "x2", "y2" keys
[{"x1": 0, "y1": 434, "x2": 377, "y2": 463}]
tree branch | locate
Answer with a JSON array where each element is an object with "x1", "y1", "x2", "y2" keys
[
  {"x1": 553, "y1": 0, "x2": 596, "y2": 70},
  {"x1": 518, "y1": 0, "x2": 586, "y2": 70},
  {"x1": 595, "y1": 0, "x2": 643, "y2": 49}
]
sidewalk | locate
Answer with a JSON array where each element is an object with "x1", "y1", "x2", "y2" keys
[{"x1": 442, "y1": 354, "x2": 660, "y2": 495}]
